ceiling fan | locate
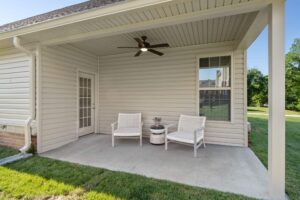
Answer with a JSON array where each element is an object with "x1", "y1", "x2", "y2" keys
[{"x1": 117, "y1": 36, "x2": 170, "y2": 57}]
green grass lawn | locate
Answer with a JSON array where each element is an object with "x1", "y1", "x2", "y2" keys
[
  {"x1": 0, "y1": 151, "x2": 254, "y2": 200},
  {"x1": 248, "y1": 114, "x2": 300, "y2": 200},
  {"x1": 0, "y1": 146, "x2": 19, "y2": 159},
  {"x1": 1, "y1": 108, "x2": 298, "y2": 199}
]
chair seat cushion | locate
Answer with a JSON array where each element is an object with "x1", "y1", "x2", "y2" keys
[
  {"x1": 166, "y1": 131, "x2": 203, "y2": 144},
  {"x1": 113, "y1": 128, "x2": 141, "y2": 136}
]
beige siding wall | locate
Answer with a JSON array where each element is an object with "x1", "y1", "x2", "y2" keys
[
  {"x1": 98, "y1": 43, "x2": 246, "y2": 146},
  {"x1": 0, "y1": 52, "x2": 30, "y2": 127},
  {"x1": 39, "y1": 45, "x2": 97, "y2": 152},
  {"x1": 206, "y1": 50, "x2": 246, "y2": 145}
]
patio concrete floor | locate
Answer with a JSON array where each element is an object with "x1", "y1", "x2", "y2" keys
[{"x1": 41, "y1": 134, "x2": 269, "y2": 199}]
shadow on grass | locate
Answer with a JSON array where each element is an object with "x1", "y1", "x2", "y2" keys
[{"x1": 1, "y1": 156, "x2": 255, "y2": 200}]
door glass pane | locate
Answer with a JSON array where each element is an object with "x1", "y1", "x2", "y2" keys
[
  {"x1": 80, "y1": 88, "x2": 84, "y2": 97},
  {"x1": 80, "y1": 98, "x2": 84, "y2": 107},
  {"x1": 88, "y1": 89, "x2": 91, "y2": 97},
  {"x1": 80, "y1": 108, "x2": 84, "y2": 118},
  {"x1": 87, "y1": 98, "x2": 91, "y2": 107},
  {"x1": 80, "y1": 78, "x2": 84, "y2": 87},
  {"x1": 84, "y1": 98, "x2": 87, "y2": 107},
  {"x1": 84, "y1": 108, "x2": 87, "y2": 117},
  {"x1": 84, "y1": 118, "x2": 88, "y2": 127}
]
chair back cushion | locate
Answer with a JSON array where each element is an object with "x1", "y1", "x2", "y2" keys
[
  {"x1": 178, "y1": 115, "x2": 206, "y2": 133},
  {"x1": 118, "y1": 113, "x2": 141, "y2": 129}
]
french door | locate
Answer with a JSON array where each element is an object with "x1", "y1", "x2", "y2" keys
[{"x1": 78, "y1": 72, "x2": 95, "y2": 136}]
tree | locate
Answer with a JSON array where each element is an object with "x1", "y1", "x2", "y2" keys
[
  {"x1": 247, "y1": 68, "x2": 268, "y2": 106},
  {"x1": 247, "y1": 39, "x2": 300, "y2": 111},
  {"x1": 285, "y1": 38, "x2": 300, "y2": 111}
]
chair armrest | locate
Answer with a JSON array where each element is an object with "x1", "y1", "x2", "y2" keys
[
  {"x1": 165, "y1": 124, "x2": 176, "y2": 129},
  {"x1": 165, "y1": 124, "x2": 176, "y2": 135},
  {"x1": 194, "y1": 127, "x2": 204, "y2": 133},
  {"x1": 193, "y1": 127, "x2": 205, "y2": 143}
]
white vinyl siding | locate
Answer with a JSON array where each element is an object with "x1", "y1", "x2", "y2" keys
[
  {"x1": 39, "y1": 45, "x2": 97, "y2": 153},
  {"x1": 0, "y1": 52, "x2": 30, "y2": 125},
  {"x1": 98, "y1": 44, "x2": 246, "y2": 146}
]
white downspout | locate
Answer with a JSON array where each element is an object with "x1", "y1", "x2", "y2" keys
[{"x1": 13, "y1": 37, "x2": 36, "y2": 153}]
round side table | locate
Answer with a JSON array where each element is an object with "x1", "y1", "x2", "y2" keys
[{"x1": 149, "y1": 129, "x2": 165, "y2": 145}]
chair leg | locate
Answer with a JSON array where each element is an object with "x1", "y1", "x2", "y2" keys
[
  {"x1": 140, "y1": 135, "x2": 142, "y2": 147},
  {"x1": 194, "y1": 143, "x2": 197, "y2": 157},
  {"x1": 203, "y1": 138, "x2": 206, "y2": 148},
  {"x1": 165, "y1": 139, "x2": 168, "y2": 150},
  {"x1": 112, "y1": 134, "x2": 115, "y2": 147}
]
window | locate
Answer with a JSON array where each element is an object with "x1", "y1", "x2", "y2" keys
[{"x1": 199, "y1": 56, "x2": 231, "y2": 121}]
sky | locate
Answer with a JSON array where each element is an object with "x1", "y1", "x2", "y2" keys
[
  {"x1": 247, "y1": 1, "x2": 300, "y2": 74},
  {"x1": 0, "y1": 0, "x2": 299, "y2": 75}
]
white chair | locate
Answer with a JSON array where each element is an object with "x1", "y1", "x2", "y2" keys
[
  {"x1": 165, "y1": 115, "x2": 206, "y2": 157},
  {"x1": 111, "y1": 113, "x2": 143, "y2": 147}
]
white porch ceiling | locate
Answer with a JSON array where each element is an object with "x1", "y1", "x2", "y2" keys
[
  {"x1": 71, "y1": 12, "x2": 257, "y2": 56},
  {"x1": 0, "y1": 0, "x2": 266, "y2": 51}
]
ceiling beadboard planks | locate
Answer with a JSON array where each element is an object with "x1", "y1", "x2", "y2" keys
[
  {"x1": 20, "y1": 0, "x2": 256, "y2": 46},
  {"x1": 72, "y1": 12, "x2": 257, "y2": 56}
]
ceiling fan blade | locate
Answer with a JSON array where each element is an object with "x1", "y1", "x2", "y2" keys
[
  {"x1": 148, "y1": 49, "x2": 164, "y2": 56},
  {"x1": 117, "y1": 47, "x2": 139, "y2": 48},
  {"x1": 149, "y1": 43, "x2": 170, "y2": 48},
  {"x1": 134, "y1": 50, "x2": 142, "y2": 57},
  {"x1": 134, "y1": 38, "x2": 143, "y2": 45}
]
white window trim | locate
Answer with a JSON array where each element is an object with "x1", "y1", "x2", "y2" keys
[{"x1": 196, "y1": 51, "x2": 234, "y2": 123}]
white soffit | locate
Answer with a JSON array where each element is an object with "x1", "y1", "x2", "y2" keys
[
  {"x1": 18, "y1": 0, "x2": 261, "y2": 46},
  {"x1": 71, "y1": 12, "x2": 257, "y2": 56}
]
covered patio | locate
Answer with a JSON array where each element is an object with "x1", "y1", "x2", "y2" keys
[
  {"x1": 42, "y1": 134, "x2": 269, "y2": 199},
  {"x1": 0, "y1": 0, "x2": 285, "y2": 199}
]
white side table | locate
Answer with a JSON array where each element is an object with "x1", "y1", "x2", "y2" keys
[{"x1": 149, "y1": 129, "x2": 165, "y2": 145}]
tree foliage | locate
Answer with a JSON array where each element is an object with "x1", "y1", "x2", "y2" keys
[
  {"x1": 285, "y1": 38, "x2": 300, "y2": 111},
  {"x1": 247, "y1": 38, "x2": 300, "y2": 111},
  {"x1": 247, "y1": 68, "x2": 268, "y2": 106}
]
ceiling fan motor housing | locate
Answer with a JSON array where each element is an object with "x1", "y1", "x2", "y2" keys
[{"x1": 117, "y1": 36, "x2": 169, "y2": 57}]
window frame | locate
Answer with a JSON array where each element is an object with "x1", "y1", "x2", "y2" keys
[{"x1": 196, "y1": 52, "x2": 234, "y2": 123}]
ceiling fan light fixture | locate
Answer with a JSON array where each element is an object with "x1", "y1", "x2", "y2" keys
[{"x1": 117, "y1": 36, "x2": 169, "y2": 57}]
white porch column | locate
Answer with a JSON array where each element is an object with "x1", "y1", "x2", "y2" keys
[{"x1": 268, "y1": 0, "x2": 285, "y2": 199}]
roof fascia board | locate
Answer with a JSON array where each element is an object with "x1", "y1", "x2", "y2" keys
[
  {"x1": 236, "y1": 7, "x2": 268, "y2": 50},
  {"x1": 0, "y1": 0, "x2": 172, "y2": 41},
  {"x1": 43, "y1": 0, "x2": 272, "y2": 46}
]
